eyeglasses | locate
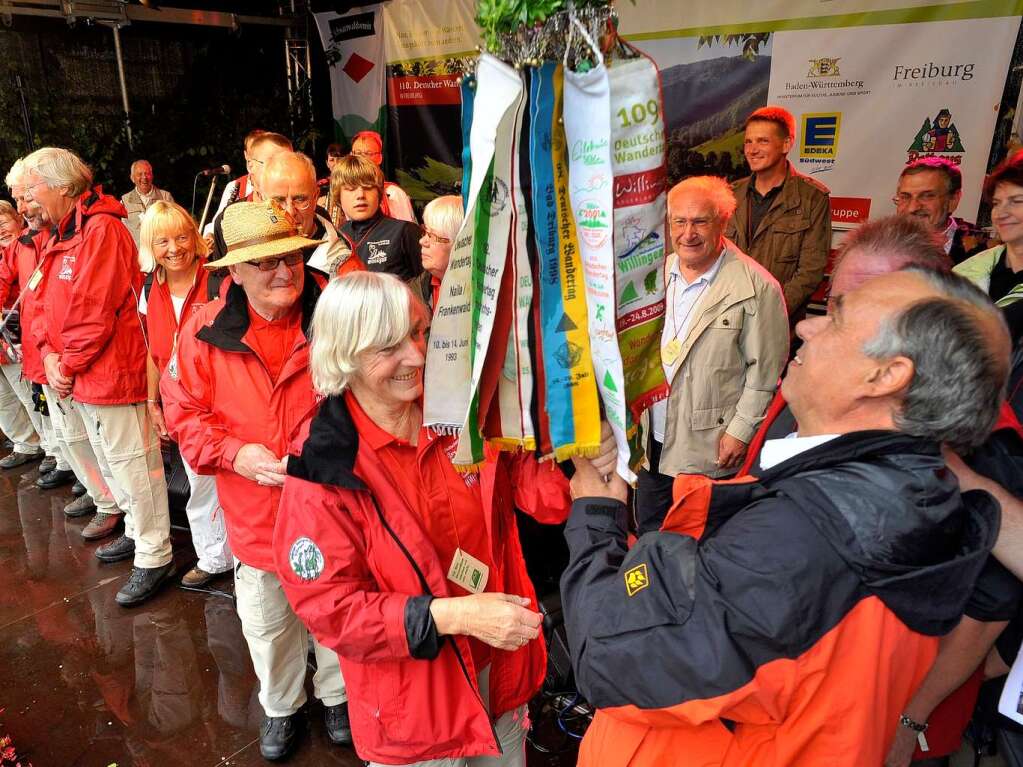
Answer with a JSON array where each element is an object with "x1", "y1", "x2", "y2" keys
[
  {"x1": 247, "y1": 251, "x2": 304, "y2": 272},
  {"x1": 22, "y1": 180, "x2": 48, "y2": 198},
  {"x1": 269, "y1": 195, "x2": 312, "y2": 212},
  {"x1": 420, "y1": 226, "x2": 451, "y2": 245},
  {"x1": 892, "y1": 191, "x2": 945, "y2": 206}
]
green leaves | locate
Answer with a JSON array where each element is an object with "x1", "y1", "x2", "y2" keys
[{"x1": 475, "y1": 0, "x2": 613, "y2": 51}]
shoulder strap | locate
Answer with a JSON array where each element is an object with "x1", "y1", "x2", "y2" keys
[{"x1": 143, "y1": 270, "x2": 156, "y2": 301}]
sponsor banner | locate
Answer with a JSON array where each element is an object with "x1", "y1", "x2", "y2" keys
[
  {"x1": 313, "y1": 6, "x2": 387, "y2": 144},
  {"x1": 387, "y1": 75, "x2": 462, "y2": 106},
  {"x1": 830, "y1": 196, "x2": 871, "y2": 225},
  {"x1": 767, "y1": 17, "x2": 1020, "y2": 223}
]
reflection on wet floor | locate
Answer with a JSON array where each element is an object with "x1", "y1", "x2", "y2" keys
[{"x1": 0, "y1": 462, "x2": 363, "y2": 767}]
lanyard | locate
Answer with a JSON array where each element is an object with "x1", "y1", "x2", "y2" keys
[{"x1": 350, "y1": 219, "x2": 382, "y2": 253}]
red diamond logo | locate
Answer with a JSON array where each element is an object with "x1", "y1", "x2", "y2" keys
[{"x1": 343, "y1": 53, "x2": 374, "y2": 83}]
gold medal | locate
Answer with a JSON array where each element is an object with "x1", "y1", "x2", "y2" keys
[{"x1": 662, "y1": 338, "x2": 682, "y2": 367}]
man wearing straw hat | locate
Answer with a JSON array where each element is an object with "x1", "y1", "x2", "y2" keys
[{"x1": 161, "y1": 200, "x2": 351, "y2": 761}]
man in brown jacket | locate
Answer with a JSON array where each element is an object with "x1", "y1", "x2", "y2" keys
[
  {"x1": 637, "y1": 176, "x2": 789, "y2": 531},
  {"x1": 726, "y1": 106, "x2": 832, "y2": 318}
]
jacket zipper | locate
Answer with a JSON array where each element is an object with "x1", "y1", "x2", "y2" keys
[{"x1": 369, "y1": 494, "x2": 502, "y2": 754}]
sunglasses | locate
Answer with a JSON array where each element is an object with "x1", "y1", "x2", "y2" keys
[{"x1": 247, "y1": 251, "x2": 305, "y2": 272}]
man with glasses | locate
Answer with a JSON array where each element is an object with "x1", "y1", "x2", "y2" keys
[
  {"x1": 162, "y1": 200, "x2": 351, "y2": 761},
  {"x1": 894, "y1": 157, "x2": 987, "y2": 264},
  {"x1": 636, "y1": 176, "x2": 788, "y2": 531},
  {"x1": 350, "y1": 130, "x2": 416, "y2": 223},
  {"x1": 261, "y1": 151, "x2": 356, "y2": 276}
]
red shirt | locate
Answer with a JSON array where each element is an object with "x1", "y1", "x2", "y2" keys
[
  {"x1": 346, "y1": 390, "x2": 494, "y2": 669},
  {"x1": 246, "y1": 304, "x2": 302, "y2": 382}
]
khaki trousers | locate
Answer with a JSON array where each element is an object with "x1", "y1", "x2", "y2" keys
[
  {"x1": 233, "y1": 563, "x2": 346, "y2": 717},
  {"x1": 0, "y1": 363, "x2": 40, "y2": 453},
  {"x1": 77, "y1": 401, "x2": 172, "y2": 569},
  {"x1": 37, "y1": 404, "x2": 70, "y2": 471},
  {"x1": 367, "y1": 666, "x2": 528, "y2": 767},
  {"x1": 45, "y1": 388, "x2": 117, "y2": 514}
]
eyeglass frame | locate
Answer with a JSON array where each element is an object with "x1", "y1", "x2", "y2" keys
[
  {"x1": 243, "y1": 251, "x2": 305, "y2": 272},
  {"x1": 419, "y1": 225, "x2": 451, "y2": 245},
  {"x1": 268, "y1": 194, "x2": 313, "y2": 212}
]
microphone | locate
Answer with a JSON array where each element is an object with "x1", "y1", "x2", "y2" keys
[{"x1": 199, "y1": 164, "x2": 231, "y2": 177}]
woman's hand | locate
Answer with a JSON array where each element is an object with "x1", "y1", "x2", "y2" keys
[
  {"x1": 430, "y1": 593, "x2": 542, "y2": 651},
  {"x1": 882, "y1": 725, "x2": 918, "y2": 767}
]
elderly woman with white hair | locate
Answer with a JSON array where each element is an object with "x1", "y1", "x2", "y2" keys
[
  {"x1": 415, "y1": 194, "x2": 464, "y2": 312},
  {"x1": 273, "y1": 270, "x2": 570, "y2": 767}
]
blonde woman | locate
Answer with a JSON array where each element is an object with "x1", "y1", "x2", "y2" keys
[{"x1": 138, "y1": 201, "x2": 232, "y2": 587}]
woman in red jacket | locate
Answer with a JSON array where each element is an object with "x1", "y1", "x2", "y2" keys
[
  {"x1": 273, "y1": 270, "x2": 571, "y2": 766},
  {"x1": 138, "y1": 201, "x2": 232, "y2": 588}
]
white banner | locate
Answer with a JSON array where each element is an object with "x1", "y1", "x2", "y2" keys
[
  {"x1": 766, "y1": 17, "x2": 1020, "y2": 225},
  {"x1": 313, "y1": 6, "x2": 387, "y2": 143}
]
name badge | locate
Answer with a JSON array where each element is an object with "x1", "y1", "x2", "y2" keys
[
  {"x1": 27, "y1": 269, "x2": 42, "y2": 291},
  {"x1": 447, "y1": 547, "x2": 489, "y2": 594}
]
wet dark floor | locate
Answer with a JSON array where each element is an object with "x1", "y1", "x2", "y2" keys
[{"x1": 0, "y1": 460, "x2": 581, "y2": 767}]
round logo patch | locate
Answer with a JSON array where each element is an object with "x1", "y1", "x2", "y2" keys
[{"x1": 289, "y1": 537, "x2": 324, "y2": 582}]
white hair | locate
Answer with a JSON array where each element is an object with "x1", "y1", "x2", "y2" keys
[
  {"x1": 21, "y1": 147, "x2": 93, "y2": 197},
  {"x1": 668, "y1": 176, "x2": 738, "y2": 222},
  {"x1": 5, "y1": 158, "x2": 24, "y2": 189},
  {"x1": 423, "y1": 195, "x2": 464, "y2": 241},
  {"x1": 309, "y1": 271, "x2": 420, "y2": 396}
]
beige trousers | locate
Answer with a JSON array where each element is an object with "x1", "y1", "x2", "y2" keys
[
  {"x1": 233, "y1": 563, "x2": 346, "y2": 718},
  {"x1": 45, "y1": 387, "x2": 117, "y2": 513},
  {"x1": 0, "y1": 363, "x2": 40, "y2": 453},
  {"x1": 76, "y1": 401, "x2": 172, "y2": 569},
  {"x1": 367, "y1": 666, "x2": 528, "y2": 767}
]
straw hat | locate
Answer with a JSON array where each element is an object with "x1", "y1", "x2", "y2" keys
[{"x1": 206, "y1": 200, "x2": 323, "y2": 268}]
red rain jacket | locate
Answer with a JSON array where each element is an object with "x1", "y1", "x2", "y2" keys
[
  {"x1": 273, "y1": 393, "x2": 571, "y2": 764},
  {"x1": 34, "y1": 188, "x2": 147, "y2": 404},
  {"x1": 0, "y1": 228, "x2": 47, "y2": 379},
  {"x1": 144, "y1": 264, "x2": 215, "y2": 376},
  {"x1": 161, "y1": 271, "x2": 324, "y2": 571}
]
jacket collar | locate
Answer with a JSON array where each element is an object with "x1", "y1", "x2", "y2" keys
[
  {"x1": 345, "y1": 211, "x2": 384, "y2": 238},
  {"x1": 196, "y1": 267, "x2": 322, "y2": 353},
  {"x1": 287, "y1": 393, "x2": 367, "y2": 491}
]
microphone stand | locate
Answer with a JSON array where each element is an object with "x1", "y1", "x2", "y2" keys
[{"x1": 198, "y1": 176, "x2": 220, "y2": 233}]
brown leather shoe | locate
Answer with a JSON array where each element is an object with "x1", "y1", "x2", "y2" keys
[
  {"x1": 82, "y1": 511, "x2": 122, "y2": 541},
  {"x1": 64, "y1": 494, "x2": 96, "y2": 518},
  {"x1": 180, "y1": 566, "x2": 229, "y2": 588}
]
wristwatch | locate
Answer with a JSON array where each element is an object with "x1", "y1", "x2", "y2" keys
[{"x1": 899, "y1": 714, "x2": 929, "y2": 752}]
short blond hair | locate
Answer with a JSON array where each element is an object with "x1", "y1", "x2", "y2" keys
[
  {"x1": 668, "y1": 176, "x2": 737, "y2": 222},
  {"x1": 21, "y1": 147, "x2": 93, "y2": 197},
  {"x1": 331, "y1": 155, "x2": 384, "y2": 194},
  {"x1": 423, "y1": 195, "x2": 464, "y2": 241},
  {"x1": 138, "y1": 201, "x2": 209, "y2": 270},
  {"x1": 0, "y1": 200, "x2": 17, "y2": 222},
  {"x1": 310, "y1": 271, "x2": 421, "y2": 396}
]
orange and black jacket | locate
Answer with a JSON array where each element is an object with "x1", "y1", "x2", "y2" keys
[{"x1": 561, "y1": 431, "x2": 999, "y2": 766}]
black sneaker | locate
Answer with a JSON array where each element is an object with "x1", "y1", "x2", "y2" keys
[
  {"x1": 94, "y1": 533, "x2": 135, "y2": 562},
  {"x1": 39, "y1": 455, "x2": 57, "y2": 474},
  {"x1": 36, "y1": 468, "x2": 75, "y2": 489},
  {"x1": 259, "y1": 714, "x2": 299, "y2": 761},
  {"x1": 323, "y1": 702, "x2": 352, "y2": 746},
  {"x1": 71, "y1": 480, "x2": 87, "y2": 497},
  {"x1": 115, "y1": 562, "x2": 176, "y2": 607}
]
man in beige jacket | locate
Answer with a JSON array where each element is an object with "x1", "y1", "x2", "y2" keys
[{"x1": 638, "y1": 176, "x2": 789, "y2": 532}]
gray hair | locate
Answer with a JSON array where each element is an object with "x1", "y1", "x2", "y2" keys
[
  {"x1": 668, "y1": 176, "x2": 737, "y2": 222},
  {"x1": 21, "y1": 147, "x2": 93, "y2": 197},
  {"x1": 130, "y1": 159, "x2": 152, "y2": 176},
  {"x1": 423, "y1": 195, "x2": 464, "y2": 241},
  {"x1": 309, "y1": 271, "x2": 423, "y2": 396},
  {"x1": 836, "y1": 215, "x2": 951, "y2": 274},
  {"x1": 862, "y1": 266, "x2": 1009, "y2": 450},
  {"x1": 5, "y1": 158, "x2": 24, "y2": 189}
]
